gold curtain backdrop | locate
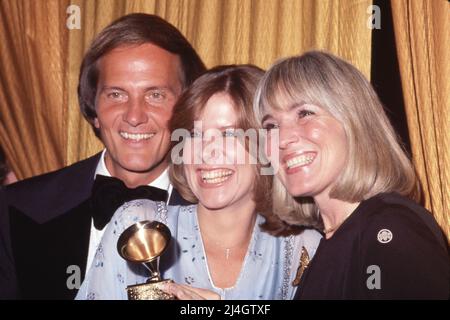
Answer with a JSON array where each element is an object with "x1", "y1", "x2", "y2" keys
[
  {"x1": 391, "y1": 0, "x2": 449, "y2": 239},
  {"x1": 0, "y1": 0, "x2": 372, "y2": 177},
  {"x1": 0, "y1": 0, "x2": 69, "y2": 179}
]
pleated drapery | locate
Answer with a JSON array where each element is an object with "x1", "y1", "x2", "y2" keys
[
  {"x1": 0, "y1": 0, "x2": 373, "y2": 177},
  {"x1": 391, "y1": 0, "x2": 449, "y2": 240},
  {"x1": 0, "y1": 1, "x2": 69, "y2": 178}
]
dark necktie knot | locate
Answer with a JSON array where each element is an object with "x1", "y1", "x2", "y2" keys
[{"x1": 91, "y1": 175, "x2": 168, "y2": 229}]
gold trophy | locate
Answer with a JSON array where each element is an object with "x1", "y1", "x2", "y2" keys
[{"x1": 117, "y1": 220, "x2": 175, "y2": 300}]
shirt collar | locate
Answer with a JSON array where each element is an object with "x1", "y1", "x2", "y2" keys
[{"x1": 94, "y1": 149, "x2": 171, "y2": 191}]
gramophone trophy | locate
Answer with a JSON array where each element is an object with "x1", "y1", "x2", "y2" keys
[{"x1": 117, "y1": 220, "x2": 175, "y2": 300}]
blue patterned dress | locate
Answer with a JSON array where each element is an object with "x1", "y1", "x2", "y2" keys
[{"x1": 76, "y1": 200, "x2": 321, "y2": 300}]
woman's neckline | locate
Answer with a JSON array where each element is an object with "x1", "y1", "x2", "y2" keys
[
  {"x1": 320, "y1": 200, "x2": 363, "y2": 241},
  {"x1": 320, "y1": 193, "x2": 387, "y2": 242},
  {"x1": 194, "y1": 207, "x2": 260, "y2": 291}
]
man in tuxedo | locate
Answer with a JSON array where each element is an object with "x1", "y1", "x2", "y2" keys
[{"x1": 0, "y1": 13, "x2": 205, "y2": 299}]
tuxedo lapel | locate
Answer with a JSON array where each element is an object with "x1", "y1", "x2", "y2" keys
[
  {"x1": 6, "y1": 153, "x2": 101, "y2": 223},
  {"x1": 5, "y1": 153, "x2": 101, "y2": 299},
  {"x1": 10, "y1": 200, "x2": 92, "y2": 299}
]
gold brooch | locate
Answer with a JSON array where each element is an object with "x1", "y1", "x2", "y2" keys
[{"x1": 292, "y1": 246, "x2": 310, "y2": 287}]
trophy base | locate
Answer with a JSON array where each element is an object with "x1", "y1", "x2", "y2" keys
[{"x1": 126, "y1": 279, "x2": 176, "y2": 300}]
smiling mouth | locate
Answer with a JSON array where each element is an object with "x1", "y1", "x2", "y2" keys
[
  {"x1": 201, "y1": 169, "x2": 234, "y2": 184},
  {"x1": 286, "y1": 154, "x2": 315, "y2": 169},
  {"x1": 119, "y1": 131, "x2": 155, "y2": 142}
]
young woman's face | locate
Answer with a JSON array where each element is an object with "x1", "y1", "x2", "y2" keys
[
  {"x1": 183, "y1": 93, "x2": 256, "y2": 211},
  {"x1": 262, "y1": 102, "x2": 348, "y2": 201}
]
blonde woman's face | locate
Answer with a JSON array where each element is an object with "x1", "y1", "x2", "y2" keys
[{"x1": 262, "y1": 102, "x2": 348, "y2": 201}]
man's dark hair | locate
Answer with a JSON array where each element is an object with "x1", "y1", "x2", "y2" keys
[{"x1": 78, "y1": 13, "x2": 206, "y2": 136}]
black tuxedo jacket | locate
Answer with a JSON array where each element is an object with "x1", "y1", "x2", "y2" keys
[{"x1": 0, "y1": 152, "x2": 191, "y2": 299}]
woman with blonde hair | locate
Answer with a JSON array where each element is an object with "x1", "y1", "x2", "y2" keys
[{"x1": 254, "y1": 51, "x2": 449, "y2": 299}]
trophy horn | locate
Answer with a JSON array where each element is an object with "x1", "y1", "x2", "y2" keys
[{"x1": 117, "y1": 220, "x2": 171, "y2": 281}]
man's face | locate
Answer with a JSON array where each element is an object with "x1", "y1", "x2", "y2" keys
[{"x1": 94, "y1": 43, "x2": 183, "y2": 186}]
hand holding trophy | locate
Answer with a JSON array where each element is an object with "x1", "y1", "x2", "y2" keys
[{"x1": 117, "y1": 220, "x2": 175, "y2": 300}]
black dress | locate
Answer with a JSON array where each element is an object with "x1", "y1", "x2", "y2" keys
[{"x1": 294, "y1": 192, "x2": 449, "y2": 299}]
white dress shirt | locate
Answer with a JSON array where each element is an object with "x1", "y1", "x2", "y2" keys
[{"x1": 85, "y1": 149, "x2": 172, "y2": 276}]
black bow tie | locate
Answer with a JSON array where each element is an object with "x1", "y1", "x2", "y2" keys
[{"x1": 90, "y1": 175, "x2": 168, "y2": 230}]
